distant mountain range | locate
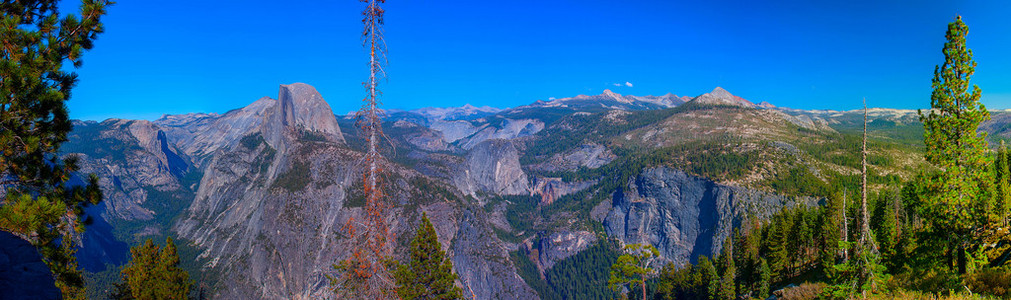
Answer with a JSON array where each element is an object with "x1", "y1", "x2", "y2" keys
[{"x1": 62, "y1": 82, "x2": 1011, "y2": 299}]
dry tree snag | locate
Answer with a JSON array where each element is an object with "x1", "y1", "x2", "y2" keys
[{"x1": 331, "y1": 0, "x2": 396, "y2": 298}]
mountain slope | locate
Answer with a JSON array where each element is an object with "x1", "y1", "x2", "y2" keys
[{"x1": 69, "y1": 83, "x2": 1002, "y2": 299}]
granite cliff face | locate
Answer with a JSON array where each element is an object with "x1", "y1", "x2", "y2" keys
[
  {"x1": 451, "y1": 210, "x2": 540, "y2": 299},
  {"x1": 603, "y1": 167, "x2": 818, "y2": 265},
  {"x1": 261, "y1": 83, "x2": 344, "y2": 150},
  {"x1": 531, "y1": 177, "x2": 595, "y2": 205},
  {"x1": 453, "y1": 139, "x2": 530, "y2": 197},
  {"x1": 173, "y1": 130, "x2": 534, "y2": 298},
  {"x1": 535, "y1": 231, "x2": 597, "y2": 270},
  {"x1": 155, "y1": 97, "x2": 273, "y2": 163},
  {"x1": 156, "y1": 84, "x2": 530, "y2": 298},
  {"x1": 65, "y1": 119, "x2": 191, "y2": 222}
]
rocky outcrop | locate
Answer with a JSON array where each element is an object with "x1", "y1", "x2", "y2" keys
[
  {"x1": 65, "y1": 119, "x2": 191, "y2": 221},
  {"x1": 175, "y1": 132, "x2": 385, "y2": 298},
  {"x1": 531, "y1": 177, "x2": 595, "y2": 205},
  {"x1": 456, "y1": 118, "x2": 544, "y2": 150},
  {"x1": 453, "y1": 139, "x2": 530, "y2": 197},
  {"x1": 155, "y1": 97, "x2": 274, "y2": 162},
  {"x1": 429, "y1": 120, "x2": 484, "y2": 144},
  {"x1": 175, "y1": 125, "x2": 535, "y2": 298},
  {"x1": 603, "y1": 167, "x2": 817, "y2": 266},
  {"x1": 536, "y1": 231, "x2": 597, "y2": 270},
  {"x1": 0, "y1": 231, "x2": 60, "y2": 300},
  {"x1": 394, "y1": 120, "x2": 453, "y2": 152},
  {"x1": 451, "y1": 210, "x2": 540, "y2": 300},
  {"x1": 531, "y1": 143, "x2": 616, "y2": 173},
  {"x1": 261, "y1": 83, "x2": 344, "y2": 150},
  {"x1": 156, "y1": 83, "x2": 344, "y2": 164}
]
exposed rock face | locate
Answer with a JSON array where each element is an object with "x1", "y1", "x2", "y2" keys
[
  {"x1": 429, "y1": 120, "x2": 483, "y2": 144},
  {"x1": 72, "y1": 84, "x2": 874, "y2": 299},
  {"x1": 155, "y1": 97, "x2": 274, "y2": 162},
  {"x1": 451, "y1": 210, "x2": 540, "y2": 300},
  {"x1": 175, "y1": 132, "x2": 388, "y2": 298},
  {"x1": 456, "y1": 118, "x2": 544, "y2": 150},
  {"x1": 531, "y1": 143, "x2": 616, "y2": 173},
  {"x1": 531, "y1": 177, "x2": 595, "y2": 205},
  {"x1": 454, "y1": 139, "x2": 530, "y2": 197},
  {"x1": 394, "y1": 120, "x2": 453, "y2": 152},
  {"x1": 690, "y1": 87, "x2": 756, "y2": 108},
  {"x1": 604, "y1": 167, "x2": 817, "y2": 265},
  {"x1": 536, "y1": 231, "x2": 596, "y2": 270},
  {"x1": 156, "y1": 83, "x2": 344, "y2": 165},
  {"x1": 261, "y1": 83, "x2": 344, "y2": 150},
  {"x1": 65, "y1": 119, "x2": 190, "y2": 221},
  {"x1": 0, "y1": 232, "x2": 60, "y2": 300},
  {"x1": 173, "y1": 126, "x2": 533, "y2": 298},
  {"x1": 771, "y1": 110, "x2": 835, "y2": 132}
]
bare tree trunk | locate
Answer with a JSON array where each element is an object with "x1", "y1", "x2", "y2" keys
[
  {"x1": 641, "y1": 276, "x2": 646, "y2": 300},
  {"x1": 335, "y1": 0, "x2": 395, "y2": 298},
  {"x1": 860, "y1": 99, "x2": 872, "y2": 249}
]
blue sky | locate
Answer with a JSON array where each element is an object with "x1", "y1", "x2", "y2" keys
[{"x1": 61, "y1": 0, "x2": 1011, "y2": 121}]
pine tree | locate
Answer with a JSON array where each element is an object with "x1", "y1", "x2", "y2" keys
[
  {"x1": 0, "y1": 1, "x2": 110, "y2": 298},
  {"x1": 818, "y1": 191, "x2": 844, "y2": 277},
  {"x1": 871, "y1": 190, "x2": 898, "y2": 272},
  {"x1": 917, "y1": 15, "x2": 995, "y2": 274},
  {"x1": 114, "y1": 237, "x2": 192, "y2": 300},
  {"x1": 762, "y1": 213, "x2": 789, "y2": 280},
  {"x1": 757, "y1": 258, "x2": 771, "y2": 299},
  {"x1": 608, "y1": 243, "x2": 659, "y2": 300},
  {"x1": 716, "y1": 238, "x2": 736, "y2": 300},
  {"x1": 695, "y1": 255, "x2": 719, "y2": 300},
  {"x1": 394, "y1": 213, "x2": 463, "y2": 300}
]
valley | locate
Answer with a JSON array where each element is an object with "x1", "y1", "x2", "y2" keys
[{"x1": 65, "y1": 84, "x2": 968, "y2": 299}]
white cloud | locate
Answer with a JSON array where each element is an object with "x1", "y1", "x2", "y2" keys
[
  {"x1": 548, "y1": 97, "x2": 556, "y2": 101},
  {"x1": 612, "y1": 83, "x2": 621, "y2": 87},
  {"x1": 625, "y1": 82, "x2": 634, "y2": 87}
]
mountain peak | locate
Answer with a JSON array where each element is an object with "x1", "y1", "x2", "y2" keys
[
  {"x1": 261, "y1": 83, "x2": 344, "y2": 145},
  {"x1": 690, "y1": 87, "x2": 755, "y2": 108},
  {"x1": 710, "y1": 87, "x2": 732, "y2": 97},
  {"x1": 602, "y1": 89, "x2": 633, "y2": 103}
]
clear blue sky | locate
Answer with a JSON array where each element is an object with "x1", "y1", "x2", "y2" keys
[{"x1": 60, "y1": 0, "x2": 1011, "y2": 121}]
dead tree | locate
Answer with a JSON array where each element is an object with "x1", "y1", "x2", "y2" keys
[{"x1": 331, "y1": 0, "x2": 396, "y2": 298}]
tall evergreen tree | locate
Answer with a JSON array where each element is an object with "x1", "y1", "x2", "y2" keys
[
  {"x1": 762, "y1": 213, "x2": 789, "y2": 280},
  {"x1": 608, "y1": 243, "x2": 659, "y2": 300},
  {"x1": 871, "y1": 190, "x2": 898, "y2": 272},
  {"x1": 757, "y1": 258, "x2": 771, "y2": 299},
  {"x1": 0, "y1": 1, "x2": 110, "y2": 298},
  {"x1": 818, "y1": 191, "x2": 844, "y2": 277},
  {"x1": 394, "y1": 213, "x2": 463, "y2": 300},
  {"x1": 114, "y1": 237, "x2": 192, "y2": 300},
  {"x1": 699, "y1": 256, "x2": 720, "y2": 300},
  {"x1": 716, "y1": 238, "x2": 736, "y2": 300},
  {"x1": 917, "y1": 15, "x2": 995, "y2": 274}
]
